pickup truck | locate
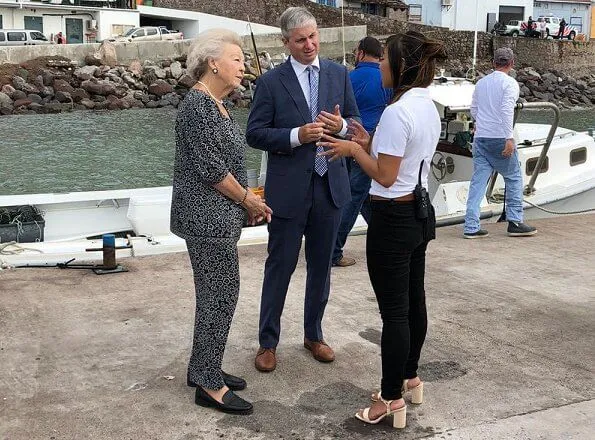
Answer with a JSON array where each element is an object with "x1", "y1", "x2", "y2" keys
[{"x1": 113, "y1": 26, "x2": 183, "y2": 43}]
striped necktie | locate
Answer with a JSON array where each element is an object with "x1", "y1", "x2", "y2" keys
[{"x1": 307, "y1": 65, "x2": 328, "y2": 176}]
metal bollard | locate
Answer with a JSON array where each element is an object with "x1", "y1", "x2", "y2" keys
[{"x1": 102, "y1": 234, "x2": 117, "y2": 270}]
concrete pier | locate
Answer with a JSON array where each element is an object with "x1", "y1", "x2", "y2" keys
[{"x1": 1, "y1": 214, "x2": 593, "y2": 439}]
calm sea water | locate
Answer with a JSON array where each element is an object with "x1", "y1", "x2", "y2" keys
[{"x1": 1, "y1": 107, "x2": 594, "y2": 196}]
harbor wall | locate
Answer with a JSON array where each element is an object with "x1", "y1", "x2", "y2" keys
[
  {"x1": 155, "y1": 0, "x2": 594, "y2": 77},
  {"x1": 0, "y1": 26, "x2": 367, "y2": 66}
]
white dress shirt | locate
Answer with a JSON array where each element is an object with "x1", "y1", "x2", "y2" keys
[
  {"x1": 289, "y1": 56, "x2": 348, "y2": 148},
  {"x1": 471, "y1": 70, "x2": 519, "y2": 139},
  {"x1": 369, "y1": 88, "x2": 441, "y2": 198}
]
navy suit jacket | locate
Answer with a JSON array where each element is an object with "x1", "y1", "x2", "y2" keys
[{"x1": 246, "y1": 58, "x2": 360, "y2": 219}]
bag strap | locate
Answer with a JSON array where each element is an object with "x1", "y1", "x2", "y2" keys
[{"x1": 417, "y1": 160, "x2": 424, "y2": 186}]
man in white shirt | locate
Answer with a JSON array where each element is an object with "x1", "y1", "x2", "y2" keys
[{"x1": 464, "y1": 48, "x2": 537, "y2": 238}]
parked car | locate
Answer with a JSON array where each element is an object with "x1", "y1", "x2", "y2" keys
[
  {"x1": 112, "y1": 26, "x2": 183, "y2": 43},
  {"x1": 537, "y1": 16, "x2": 577, "y2": 40},
  {"x1": 502, "y1": 20, "x2": 523, "y2": 37},
  {"x1": 0, "y1": 29, "x2": 51, "y2": 46}
]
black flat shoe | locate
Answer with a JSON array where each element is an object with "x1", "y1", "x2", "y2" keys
[
  {"x1": 187, "y1": 371, "x2": 247, "y2": 391},
  {"x1": 195, "y1": 387, "x2": 253, "y2": 415}
]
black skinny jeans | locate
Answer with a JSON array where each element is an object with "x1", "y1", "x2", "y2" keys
[{"x1": 366, "y1": 200, "x2": 429, "y2": 401}]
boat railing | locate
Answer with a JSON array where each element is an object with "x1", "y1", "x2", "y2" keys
[{"x1": 486, "y1": 101, "x2": 561, "y2": 200}]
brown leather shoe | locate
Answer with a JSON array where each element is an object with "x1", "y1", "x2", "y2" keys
[
  {"x1": 333, "y1": 256, "x2": 356, "y2": 267},
  {"x1": 255, "y1": 347, "x2": 276, "y2": 372},
  {"x1": 304, "y1": 339, "x2": 335, "y2": 363}
]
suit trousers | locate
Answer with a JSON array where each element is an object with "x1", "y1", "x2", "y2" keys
[
  {"x1": 259, "y1": 173, "x2": 341, "y2": 348},
  {"x1": 366, "y1": 200, "x2": 429, "y2": 400},
  {"x1": 186, "y1": 236, "x2": 240, "y2": 389}
]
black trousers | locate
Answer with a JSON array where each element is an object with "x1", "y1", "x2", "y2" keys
[{"x1": 366, "y1": 200, "x2": 429, "y2": 400}]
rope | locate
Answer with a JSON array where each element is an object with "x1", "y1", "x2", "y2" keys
[
  {"x1": 523, "y1": 198, "x2": 595, "y2": 215},
  {"x1": 0, "y1": 241, "x2": 44, "y2": 255}
]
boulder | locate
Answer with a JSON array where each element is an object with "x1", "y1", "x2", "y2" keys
[
  {"x1": 524, "y1": 68, "x2": 541, "y2": 79},
  {"x1": 11, "y1": 76, "x2": 27, "y2": 91},
  {"x1": 95, "y1": 40, "x2": 118, "y2": 67},
  {"x1": 0, "y1": 92, "x2": 13, "y2": 108},
  {"x1": 177, "y1": 74, "x2": 196, "y2": 89},
  {"x1": 576, "y1": 80, "x2": 588, "y2": 91},
  {"x1": 541, "y1": 72, "x2": 558, "y2": 84},
  {"x1": 144, "y1": 65, "x2": 167, "y2": 80},
  {"x1": 148, "y1": 80, "x2": 174, "y2": 97},
  {"x1": 27, "y1": 93, "x2": 43, "y2": 104},
  {"x1": 44, "y1": 102, "x2": 66, "y2": 113},
  {"x1": 33, "y1": 75, "x2": 45, "y2": 88},
  {"x1": 84, "y1": 54, "x2": 102, "y2": 66},
  {"x1": 170, "y1": 61, "x2": 183, "y2": 79},
  {"x1": 28, "y1": 102, "x2": 45, "y2": 113},
  {"x1": 74, "y1": 65, "x2": 100, "y2": 80},
  {"x1": 53, "y1": 79, "x2": 75, "y2": 94},
  {"x1": 13, "y1": 98, "x2": 33, "y2": 108},
  {"x1": 128, "y1": 60, "x2": 143, "y2": 78},
  {"x1": 1, "y1": 84, "x2": 16, "y2": 95},
  {"x1": 10, "y1": 90, "x2": 27, "y2": 101},
  {"x1": 71, "y1": 88, "x2": 90, "y2": 103},
  {"x1": 38, "y1": 86, "x2": 54, "y2": 99},
  {"x1": 80, "y1": 99, "x2": 96, "y2": 109},
  {"x1": 81, "y1": 79, "x2": 117, "y2": 96},
  {"x1": 55, "y1": 91, "x2": 72, "y2": 103},
  {"x1": 41, "y1": 69, "x2": 55, "y2": 86}
]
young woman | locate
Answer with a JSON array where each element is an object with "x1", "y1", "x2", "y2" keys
[{"x1": 318, "y1": 31, "x2": 446, "y2": 429}]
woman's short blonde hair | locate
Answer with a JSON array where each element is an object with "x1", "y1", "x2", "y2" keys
[{"x1": 186, "y1": 29, "x2": 243, "y2": 80}]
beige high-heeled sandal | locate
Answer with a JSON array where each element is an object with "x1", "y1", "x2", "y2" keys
[
  {"x1": 371, "y1": 379, "x2": 424, "y2": 405},
  {"x1": 355, "y1": 397, "x2": 407, "y2": 429}
]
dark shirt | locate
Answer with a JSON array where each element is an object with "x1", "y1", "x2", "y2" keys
[
  {"x1": 349, "y1": 61, "x2": 392, "y2": 133},
  {"x1": 170, "y1": 90, "x2": 248, "y2": 239}
]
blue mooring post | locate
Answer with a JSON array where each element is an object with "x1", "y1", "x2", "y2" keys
[{"x1": 102, "y1": 234, "x2": 117, "y2": 270}]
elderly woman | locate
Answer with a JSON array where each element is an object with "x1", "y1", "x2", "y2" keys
[{"x1": 170, "y1": 28, "x2": 272, "y2": 415}]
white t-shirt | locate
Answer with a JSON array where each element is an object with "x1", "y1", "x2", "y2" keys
[{"x1": 369, "y1": 87, "x2": 441, "y2": 198}]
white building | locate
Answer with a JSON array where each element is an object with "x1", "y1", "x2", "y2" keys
[
  {"x1": 404, "y1": 0, "x2": 535, "y2": 31},
  {"x1": 0, "y1": 1, "x2": 279, "y2": 44},
  {"x1": 0, "y1": 0, "x2": 139, "y2": 43}
]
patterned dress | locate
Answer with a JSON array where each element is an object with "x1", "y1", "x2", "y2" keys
[{"x1": 170, "y1": 90, "x2": 248, "y2": 389}]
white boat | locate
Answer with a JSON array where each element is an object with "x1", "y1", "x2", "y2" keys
[{"x1": 1, "y1": 77, "x2": 594, "y2": 267}]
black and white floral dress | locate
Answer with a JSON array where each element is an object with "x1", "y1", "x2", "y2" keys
[{"x1": 170, "y1": 90, "x2": 248, "y2": 389}]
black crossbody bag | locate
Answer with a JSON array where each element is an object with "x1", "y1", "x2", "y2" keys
[{"x1": 413, "y1": 160, "x2": 436, "y2": 241}]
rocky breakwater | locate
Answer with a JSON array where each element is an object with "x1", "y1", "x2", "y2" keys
[
  {"x1": 513, "y1": 68, "x2": 595, "y2": 109},
  {"x1": 0, "y1": 52, "x2": 266, "y2": 116}
]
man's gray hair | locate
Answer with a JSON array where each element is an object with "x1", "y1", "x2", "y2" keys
[
  {"x1": 186, "y1": 29, "x2": 243, "y2": 80},
  {"x1": 493, "y1": 47, "x2": 514, "y2": 68},
  {"x1": 279, "y1": 7, "x2": 317, "y2": 39}
]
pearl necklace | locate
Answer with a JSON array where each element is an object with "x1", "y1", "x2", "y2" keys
[{"x1": 196, "y1": 81, "x2": 224, "y2": 104}]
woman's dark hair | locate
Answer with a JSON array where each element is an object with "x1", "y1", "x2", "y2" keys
[{"x1": 385, "y1": 31, "x2": 448, "y2": 102}]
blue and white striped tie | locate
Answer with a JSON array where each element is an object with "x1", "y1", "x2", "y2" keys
[{"x1": 308, "y1": 65, "x2": 328, "y2": 176}]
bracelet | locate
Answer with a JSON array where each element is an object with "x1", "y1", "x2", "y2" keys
[{"x1": 236, "y1": 187, "x2": 248, "y2": 205}]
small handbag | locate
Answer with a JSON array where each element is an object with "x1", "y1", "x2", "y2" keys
[{"x1": 413, "y1": 160, "x2": 436, "y2": 241}]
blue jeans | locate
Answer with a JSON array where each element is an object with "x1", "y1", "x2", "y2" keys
[
  {"x1": 464, "y1": 138, "x2": 524, "y2": 234},
  {"x1": 332, "y1": 159, "x2": 372, "y2": 263}
]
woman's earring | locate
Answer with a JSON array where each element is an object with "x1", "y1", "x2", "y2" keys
[{"x1": 212, "y1": 68, "x2": 218, "y2": 74}]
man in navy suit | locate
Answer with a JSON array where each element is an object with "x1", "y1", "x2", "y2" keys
[{"x1": 246, "y1": 7, "x2": 359, "y2": 372}]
